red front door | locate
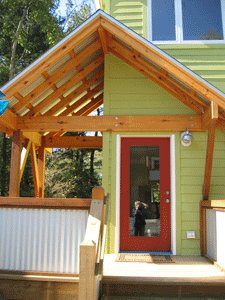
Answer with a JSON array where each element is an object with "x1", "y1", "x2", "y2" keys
[{"x1": 120, "y1": 137, "x2": 171, "y2": 252}]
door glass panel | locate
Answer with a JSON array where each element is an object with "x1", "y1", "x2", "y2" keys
[{"x1": 130, "y1": 146, "x2": 160, "y2": 237}]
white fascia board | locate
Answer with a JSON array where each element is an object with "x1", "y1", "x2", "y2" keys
[{"x1": 2, "y1": 9, "x2": 225, "y2": 102}]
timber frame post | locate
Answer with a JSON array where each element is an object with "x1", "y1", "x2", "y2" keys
[
  {"x1": 79, "y1": 187, "x2": 104, "y2": 300},
  {"x1": 202, "y1": 102, "x2": 218, "y2": 200},
  {"x1": 30, "y1": 143, "x2": 40, "y2": 197},
  {"x1": 9, "y1": 130, "x2": 22, "y2": 197},
  {"x1": 37, "y1": 146, "x2": 46, "y2": 198}
]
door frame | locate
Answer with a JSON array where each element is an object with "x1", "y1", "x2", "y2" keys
[{"x1": 115, "y1": 134, "x2": 177, "y2": 254}]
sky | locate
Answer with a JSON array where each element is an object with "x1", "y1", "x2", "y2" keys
[
  {"x1": 57, "y1": 0, "x2": 68, "y2": 16},
  {"x1": 57, "y1": 0, "x2": 99, "y2": 16}
]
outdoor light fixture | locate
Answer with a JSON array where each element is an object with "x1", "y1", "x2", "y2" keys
[
  {"x1": 181, "y1": 129, "x2": 192, "y2": 147},
  {"x1": 0, "y1": 91, "x2": 9, "y2": 116}
]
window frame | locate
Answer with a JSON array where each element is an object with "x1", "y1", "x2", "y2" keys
[{"x1": 148, "y1": 0, "x2": 225, "y2": 44}]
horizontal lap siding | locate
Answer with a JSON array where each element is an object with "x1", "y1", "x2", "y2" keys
[
  {"x1": 160, "y1": 45, "x2": 225, "y2": 94},
  {"x1": 110, "y1": 0, "x2": 147, "y2": 37},
  {"x1": 104, "y1": 54, "x2": 194, "y2": 254},
  {"x1": 105, "y1": 4, "x2": 225, "y2": 255}
]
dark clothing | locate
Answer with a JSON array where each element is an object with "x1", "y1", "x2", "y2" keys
[{"x1": 133, "y1": 207, "x2": 146, "y2": 236}]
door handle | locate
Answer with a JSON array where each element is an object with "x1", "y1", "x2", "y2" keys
[{"x1": 166, "y1": 198, "x2": 170, "y2": 203}]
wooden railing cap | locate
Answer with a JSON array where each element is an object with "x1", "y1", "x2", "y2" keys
[{"x1": 92, "y1": 187, "x2": 104, "y2": 200}]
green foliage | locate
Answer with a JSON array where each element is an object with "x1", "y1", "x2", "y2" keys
[
  {"x1": 45, "y1": 142, "x2": 102, "y2": 198},
  {"x1": 0, "y1": 0, "x2": 64, "y2": 84},
  {"x1": 64, "y1": 0, "x2": 94, "y2": 32},
  {"x1": 0, "y1": 0, "x2": 102, "y2": 198},
  {"x1": 0, "y1": 133, "x2": 11, "y2": 196}
]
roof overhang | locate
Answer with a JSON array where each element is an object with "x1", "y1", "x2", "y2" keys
[{"x1": 1, "y1": 10, "x2": 225, "y2": 136}]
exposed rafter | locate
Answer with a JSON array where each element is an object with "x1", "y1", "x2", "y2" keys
[{"x1": 0, "y1": 10, "x2": 225, "y2": 140}]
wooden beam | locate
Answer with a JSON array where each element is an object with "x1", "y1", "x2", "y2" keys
[
  {"x1": 98, "y1": 26, "x2": 108, "y2": 53},
  {"x1": 202, "y1": 102, "x2": 219, "y2": 129},
  {"x1": 42, "y1": 136, "x2": 102, "y2": 148},
  {"x1": 38, "y1": 147, "x2": 46, "y2": 198},
  {"x1": 107, "y1": 35, "x2": 204, "y2": 113},
  {"x1": 13, "y1": 48, "x2": 103, "y2": 114},
  {"x1": 22, "y1": 132, "x2": 42, "y2": 146},
  {"x1": 18, "y1": 115, "x2": 203, "y2": 132},
  {"x1": 0, "y1": 197, "x2": 91, "y2": 209},
  {"x1": 79, "y1": 187, "x2": 104, "y2": 300},
  {"x1": 202, "y1": 103, "x2": 218, "y2": 200},
  {"x1": 0, "y1": 109, "x2": 18, "y2": 132},
  {"x1": 73, "y1": 96, "x2": 103, "y2": 116},
  {"x1": 19, "y1": 141, "x2": 31, "y2": 184},
  {"x1": 101, "y1": 17, "x2": 225, "y2": 110},
  {"x1": 26, "y1": 58, "x2": 104, "y2": 118},
  {"x1": 9, "y1": 130, "x2": 22, "y2": 197},
  {"x1": 201, "y1": 200, "x2": 225, "y2": 209},
  {"x1": 3, "y1": 17, "x2": 101, "y2": 99},
  {"x1": 79, "y1": 241, "x2": 96, "y2": 300},
  {"x1": 30, "y1": 143, "x2": 40, "y2": 197},
  {"x1": 43, "y1": 70, "x2": 104, "y2": 117},
  {"x1": 200, "y1": 204, "x2": 206, "y2": 256},
  {"x1": 60, "y1": 83, "x2": 103, "y2": 116}
]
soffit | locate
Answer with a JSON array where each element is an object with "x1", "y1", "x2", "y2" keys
[{"x1": 1, "y1": 10, "x2": 225, "y2": 135}]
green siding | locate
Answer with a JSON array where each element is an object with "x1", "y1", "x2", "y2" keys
[
  {"x1": 102, "y1": 2, "x2": 225, "y2": 255},
  {"x1": 160, "y1": 45, "x2": 225, "y2": 94},
  {"x1": 103, "y1": 54, "x2": 225, "y2": 255},
  {"x1": 109, "y1": 0, "x2": 148, "y2": 37},
  {"x1": 107, "y1": 1, "x2": 225, "y2": 93}
]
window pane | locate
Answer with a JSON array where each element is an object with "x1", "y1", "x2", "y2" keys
[
  {"x1": 182, "y1": 0, "x2": 223, "y2": 40},
  {"x1": 152, "y1": 0, "x2": 176, "y2": 41},
  {"x1": 130, "y1": 146, "x2": 160, "y2": 237}
]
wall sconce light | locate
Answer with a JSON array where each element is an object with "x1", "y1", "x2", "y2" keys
[
  {"x1": 0, "y1": 91, "x2": 9, "y2": 116},
  {"x1": 181, "y1": 129, "x2": 192, "y2": 147}
]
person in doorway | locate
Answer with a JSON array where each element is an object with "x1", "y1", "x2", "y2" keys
[{"x1": 133, "y1": 201, "x2": 148, "y2": 236}]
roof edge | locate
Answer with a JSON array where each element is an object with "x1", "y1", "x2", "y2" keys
[{"x1": 2, "y1": 9, "x2": 225, "y2": 103}]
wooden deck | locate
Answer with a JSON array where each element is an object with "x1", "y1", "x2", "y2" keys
[{"x1": 101, "y1": 255, "x2": 225, "y2": 299}]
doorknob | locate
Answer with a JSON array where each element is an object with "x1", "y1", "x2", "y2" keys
[{"x1": 166, "y1": 198, "x2": 170, "y2": 203}]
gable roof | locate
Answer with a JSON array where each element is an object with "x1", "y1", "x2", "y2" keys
[{"x1": 1, "y1": 9, "x2": 225, "y2": 135}]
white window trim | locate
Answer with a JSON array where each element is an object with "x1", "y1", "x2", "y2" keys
[{"x1": 148, "y1": 0, "x2": 225, "y2": 44}]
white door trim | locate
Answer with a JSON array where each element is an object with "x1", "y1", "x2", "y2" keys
[{"x1": 115, "y1": 134, "x2": 176, "y2": 254}]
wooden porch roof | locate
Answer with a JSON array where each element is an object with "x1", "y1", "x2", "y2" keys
[{"x1": 1, "y1": 9, "x2": 225, "y2": 137}]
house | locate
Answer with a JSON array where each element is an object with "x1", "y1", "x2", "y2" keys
[{"x1": 0, "y1": 0, "x2": 225, "y2": 299}]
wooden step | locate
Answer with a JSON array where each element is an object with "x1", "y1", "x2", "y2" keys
[
  {"x1": 101, "y1": 277, "x2": 225, "y2": 298},
  {"x1": 102, "y1": 255, "x2": 225, "y2": 299}
]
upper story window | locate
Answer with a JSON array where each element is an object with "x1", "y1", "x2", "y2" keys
[{"x1": 148, "y1": 0, "x2": 225, "y2": 43}]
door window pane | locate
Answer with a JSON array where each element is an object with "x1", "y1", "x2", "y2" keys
[
  {"x1": 182, "y1": 0, "x2": 223, "y2": 40},
  {"x1": 130, "y1": 146, "x2": 160, "y2": 237},
  {"x1": 152, "y1": 0, "x2": 176, "y2": 41}
]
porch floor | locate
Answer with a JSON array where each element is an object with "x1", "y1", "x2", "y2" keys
[
  {"x1": 102, "y1": 255, "x2": 225, "y2": 298},
  {"x1": 103, "y1": 254, "x2": 225, "y2": 281}
]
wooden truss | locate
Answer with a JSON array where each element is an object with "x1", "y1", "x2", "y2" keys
[{"x1": 1, "y1": 11, "x2": 224, "y2": 198}]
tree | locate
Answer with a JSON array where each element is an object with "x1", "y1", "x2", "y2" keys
[
  {"x1": 64, "y1": 0, "x2": 95, "y2": 32},
  {"x1": 45, "y1": 132, "x2": 102, "y2": 198},
  {"x1": 0, "y1": 0, "x2": 102, "y2": 197},
  {"x1": 0, "y1": 0, "x2": 64, "y2": 195},
  {"x1": 0, "y1": 0, "x2": 64, "y2": 84}
]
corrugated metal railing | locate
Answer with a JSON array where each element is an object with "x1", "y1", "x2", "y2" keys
[
  {"x1": 200, "y1": 200, "x2": 225, "y2": 270},
  {"x1": 0, "y1": 197, "x2": 91, "y2": 275}
]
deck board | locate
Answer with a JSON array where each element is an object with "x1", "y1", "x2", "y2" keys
[
  {"x1": 102, "y1": 255, "x2": 225, "y2": 298},
  {"x1": 103, "y1": 255, "x2": 225, "y2": 283}
]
